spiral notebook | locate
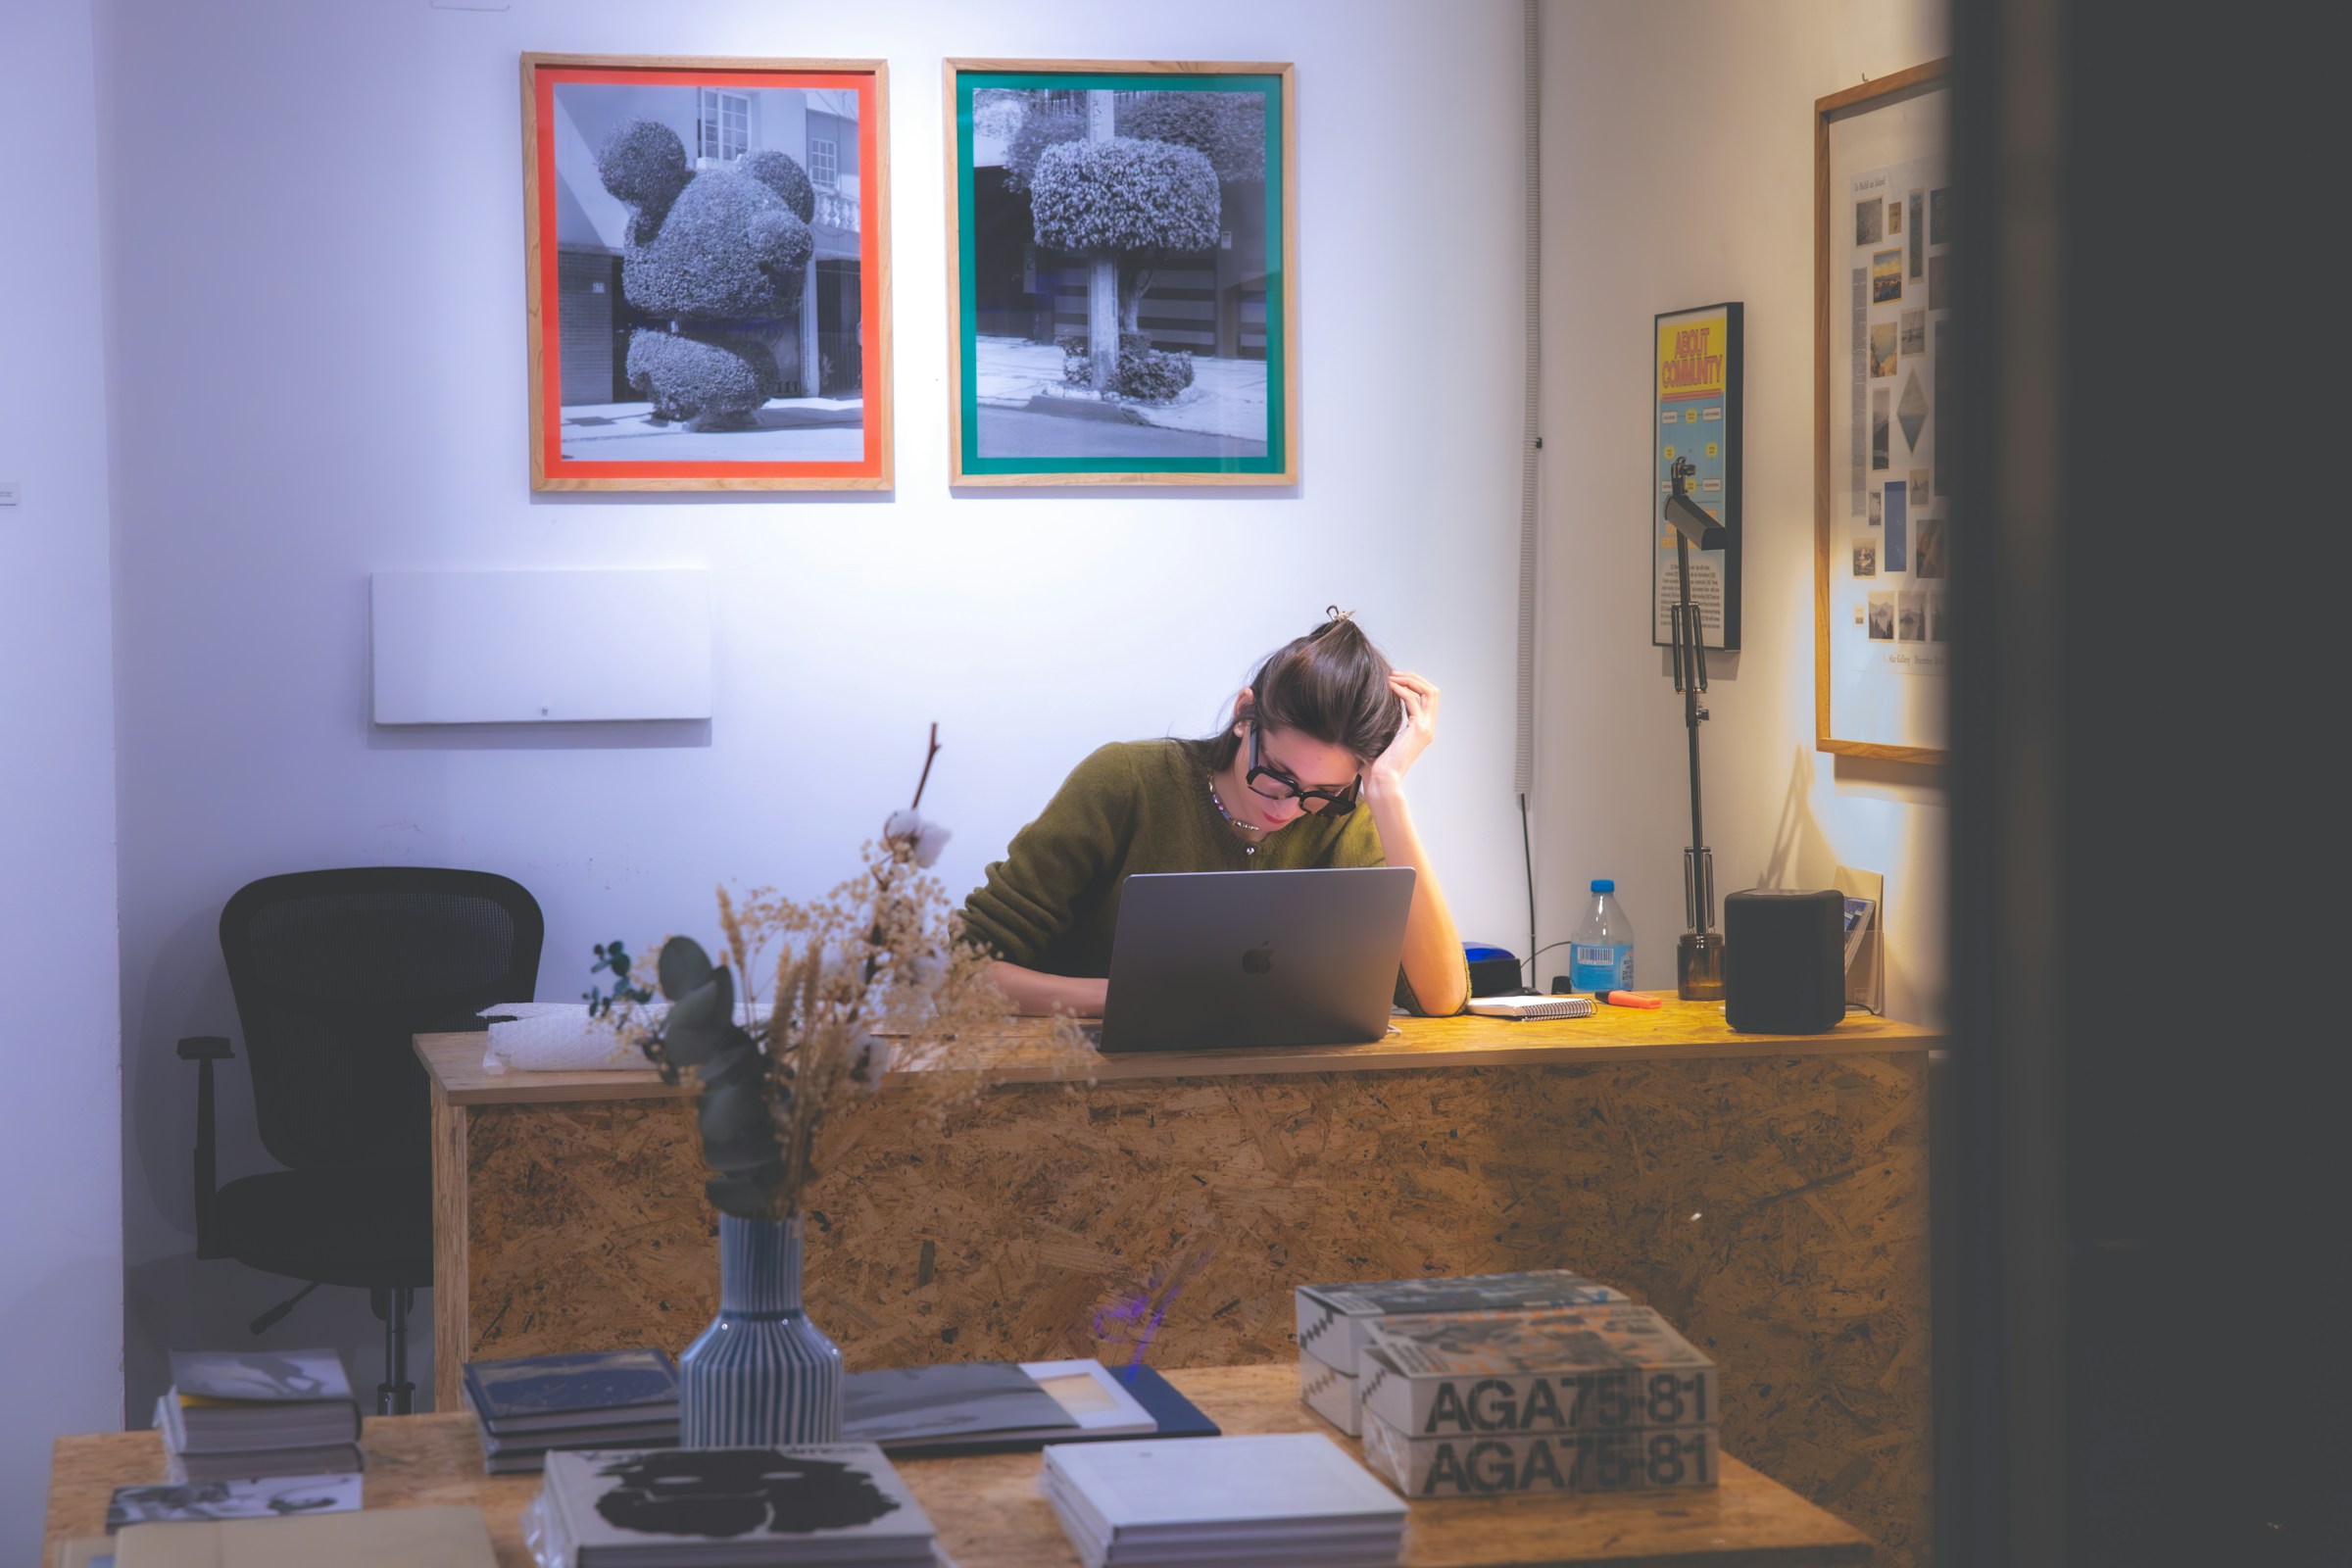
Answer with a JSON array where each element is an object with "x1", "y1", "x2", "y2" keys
[{"x1": 1464, "y1": 994, "x2": 1594, "y2": 1020}]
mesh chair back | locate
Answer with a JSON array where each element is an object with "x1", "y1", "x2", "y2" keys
[{"x1": 219, "y1": 868, "x2": 544, "y2": 1173}]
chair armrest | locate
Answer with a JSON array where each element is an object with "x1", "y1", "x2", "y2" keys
[{"x1": 176, "y1": 1036, "x2": 232, "y2": 1256}]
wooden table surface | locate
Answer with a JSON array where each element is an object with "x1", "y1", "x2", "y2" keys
[
  {"x1": 418, "y1": 997, "x2": 1938, "y2": 1102},
  {"x1": 416, "y1": 1002, "x2": 1936, "y2": 1562},
  {"x1": 47, "y1": 1363, "x2": 1875, "y2": 1568}
]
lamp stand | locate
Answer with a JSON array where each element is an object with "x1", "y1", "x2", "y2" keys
[{"x1": 1667, "y1": 464, "x2": 1726, "y2": 1001}]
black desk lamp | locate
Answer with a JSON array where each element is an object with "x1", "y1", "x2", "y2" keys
[{"x1": 1664, "y1": 457, "x2": 1727, "y2": 1000}]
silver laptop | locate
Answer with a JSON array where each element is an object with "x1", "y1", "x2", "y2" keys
[{"x1": 1096, "y1": 867, "x2": 1416, "y2": 1054}]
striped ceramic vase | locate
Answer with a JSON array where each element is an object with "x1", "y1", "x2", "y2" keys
[{"x1": 678, "y1": 1212, "x2": 843, "y2": 1446}]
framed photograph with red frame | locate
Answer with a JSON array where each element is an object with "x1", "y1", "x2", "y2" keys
[{"x1": 521, "y1": 54, "x2": 892, "y2": 492}]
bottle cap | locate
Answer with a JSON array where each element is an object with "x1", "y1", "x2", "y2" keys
[{"x1": 1591, "y1": 878, "x2": 1615, "y2": 893}]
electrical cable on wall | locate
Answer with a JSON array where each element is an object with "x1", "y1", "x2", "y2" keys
[{"x1": 1515, "y1": 0, "x2": 1544, "y2": 982}]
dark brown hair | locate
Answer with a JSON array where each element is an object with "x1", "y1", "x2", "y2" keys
[{"x1": 1192, "y1": 610, "x2": 1401, "y2": 772}]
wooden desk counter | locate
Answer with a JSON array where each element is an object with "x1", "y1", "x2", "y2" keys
[
  {"x1": 422, "y1": 1004, "x2": 1935, "y2": 1098},
  {"x1": 420, "y1": 1002, "x2": 1936, "y2": 1565},
  {"x1": 47, "y1": 1363, "x2": 1876, "y2": 1568}
]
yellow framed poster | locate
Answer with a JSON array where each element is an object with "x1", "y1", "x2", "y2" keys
[{"x1": 1652, "y1": 302, "x2": 1742, "y2": 651}]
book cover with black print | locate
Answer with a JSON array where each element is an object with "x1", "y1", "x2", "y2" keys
[{"x1": 537, "y1": 1445, "x2": 935, "y2": 1566}]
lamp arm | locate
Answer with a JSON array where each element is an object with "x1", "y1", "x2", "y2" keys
[{"x1": 1674, "y1": 534, "x2": 1711, "y2": 937}]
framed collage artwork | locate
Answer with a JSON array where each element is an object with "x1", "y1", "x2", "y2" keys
[
  {"x1": 944, "y1": 60, "x2": 1299, "y2": 486},
  {"x1": 1814, "y1": 59, "x2": 1950, "y2": 762},
  {"x1": 521, "y1": 54, "x2": 894, "y2": 491}
]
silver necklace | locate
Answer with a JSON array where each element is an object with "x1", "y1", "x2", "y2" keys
[{"x1": 1204, "y1": 773, "x2": 1265, "y2": 855}]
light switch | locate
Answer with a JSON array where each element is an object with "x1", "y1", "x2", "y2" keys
[{"x1": 0, "y1": 482, "x2": 21, "y2": 507}]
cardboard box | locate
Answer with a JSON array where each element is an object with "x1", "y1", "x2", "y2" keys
[
  {"x1": 1358, "y1": 1304, "x2": 1716, "y2": 1438},
  {"x1": 1294, "y1": 1271, "x2": 1628, "y2": 1377},
  {"x1": 1360, "y1": 1406, "x2": 1720, "y2": 1498},
  {"x1": 1298, "y1": 1352, "x2": 1359, "y2": 1436}
]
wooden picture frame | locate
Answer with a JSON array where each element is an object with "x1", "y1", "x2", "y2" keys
[
  {"x1": 521, "y1": 54, "x2": 893, "y2": 492},
  {"x1": 944, "y1": 60, "x2": 1298, "y2": 486},
  {"x1": 1815, "y1": 60, "x2": 1949, "y2": 762},
  {"x1": 1652, "y1": 302, "x2": 1743, "y2": 653}
]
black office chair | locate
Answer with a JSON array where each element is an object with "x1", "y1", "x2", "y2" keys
[{"x1": 177, "y1": 867, "x2": 544, "y2": 1414}]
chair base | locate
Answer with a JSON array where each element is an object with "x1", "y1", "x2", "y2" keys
[
  {"x1": 248, "y1": 1279, "x2": 321, "y2": 1336},
  {"x1": 371, "y1": 1286, "x2": 416, "y2": 1416},
  {"x1": 241, "y1": 1276, "x2": 417, "y2": 1415}
]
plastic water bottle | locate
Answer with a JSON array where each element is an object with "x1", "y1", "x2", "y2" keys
[{"x1": 1568, "y1": 880, "x2": 1636, "y2": 992}]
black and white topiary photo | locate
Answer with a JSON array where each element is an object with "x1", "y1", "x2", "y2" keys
[
  {"x1": 524, "y1": 58, "x2": 892, "y2": 491},
  {"x1": 949, "y1": 64, "x2": 1297, "y2": 485}
]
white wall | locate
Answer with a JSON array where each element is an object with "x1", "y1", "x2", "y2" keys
[
  {"x1": 1535, "y1": 0, "x2": 1950, "y2": 1022},
  {"x1": 0, "y1": 0, "x2": 123, "y2": 1556},
  {"x1": 105, "y1": 0, "x2": 1534, "y2": 1417}
]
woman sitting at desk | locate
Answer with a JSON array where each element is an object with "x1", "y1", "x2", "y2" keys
[{"x1": 962, "y1": 610, "x2": 1469, "y2": 1019}]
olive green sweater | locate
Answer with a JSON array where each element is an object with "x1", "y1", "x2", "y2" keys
[{"x1": 960, "y1": 739, "x2": 1460, "y2": 1015}]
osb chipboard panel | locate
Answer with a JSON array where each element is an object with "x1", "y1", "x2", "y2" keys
[{"x1": 457, "y1": 1053, "x2": 1930, "y2": 1565}]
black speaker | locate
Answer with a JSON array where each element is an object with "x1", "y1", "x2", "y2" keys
[
  {"x1": 1463, "y1": 942, "x2": 1524, "y2": 998},
  {"x1": 1724, "y1": 889, "x2": 1845, "y2": 1033}
]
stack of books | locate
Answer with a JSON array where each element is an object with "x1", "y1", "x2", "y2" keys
[
  {"x1": 462, "y1": 1348, "x2": 680, "y2": 1475},
  {"x1": 153, "y1": 1348, "x2": 362, "y2": 1486},
  {"x1": 525, "y1": 1445, "x2": 939, "y2": 1567},
  {"x1": 1042, "y1": 1433, "x2": 1405, "y2": 1568},
  {"x1": 1294, "y1": 1269, "x2": 1629, "y2": 1437},
  {"x1": 1356, "y1": 1305, "x2": 1721, "y2": 1496}
]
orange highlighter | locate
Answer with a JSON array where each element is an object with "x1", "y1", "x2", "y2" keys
[{"x1": 1597, "y1": 990, "x2": 1661, "y2": 1009}]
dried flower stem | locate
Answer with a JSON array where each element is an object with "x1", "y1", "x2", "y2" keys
[
  {"x1": 910, "y1": 721, "x2": 941, "y2": 810},
  {"x1": 599, "y1": 725, "x2": 1083, "y2": 1221}
]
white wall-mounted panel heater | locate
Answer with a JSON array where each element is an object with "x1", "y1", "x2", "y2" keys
[{"x1": 370, "y1": 568, "x2": 713, "y2": 724}]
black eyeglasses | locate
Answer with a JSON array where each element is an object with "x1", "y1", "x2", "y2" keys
[{"x1": 1246, "y1": 722, "x2": 1361, "y2": 815}]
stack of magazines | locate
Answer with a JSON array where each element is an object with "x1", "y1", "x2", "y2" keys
[
  {"x1": 1294, "y1": 1269, "x2": 1629, "y2": 1436},
  {"x1": 1356, "y1": 1305, "x2": 1720, "y2": 1496},
  {"x1": 462, "y1": 1349, "x2": 680, "y2": 1475},
  {"x1": 1042, "y1": 1433, "x2": 1405, "y2": 1568},
  {"x1": 524, "y1": 1446, "x2": 940, "y2": 1567},
  {"x1": 843, "y1": 1358, "x2": 1192, "y2": 1453},
  {"x1": 153, "y1": 1348, "x2": 362, "y2": 1485}
]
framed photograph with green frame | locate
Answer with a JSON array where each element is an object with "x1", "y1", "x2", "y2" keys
[{"x1": 945, "y1": 60, "x2": 1298, "y2": 486}]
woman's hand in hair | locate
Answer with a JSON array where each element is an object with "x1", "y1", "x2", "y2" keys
[{"x1": 1368, "y1": 671, "x2": 1440, "y2": 793}]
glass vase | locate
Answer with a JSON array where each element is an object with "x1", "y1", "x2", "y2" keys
[{"x1": 677, "y1": 1212, "x2": 843, "y2": 1446}]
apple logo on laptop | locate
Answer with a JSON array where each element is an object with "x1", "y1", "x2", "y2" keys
[{"x1": 1241, "y1": 943, "x2": 1274, "y2": 976}]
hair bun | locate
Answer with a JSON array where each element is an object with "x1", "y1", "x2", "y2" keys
[
  {"x1": 1215, "y1": 610, "x2": 1399, "y2": 769},
  {"x1": 1314, "y1": 605, "x2": 1360, "y2": 641}
]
